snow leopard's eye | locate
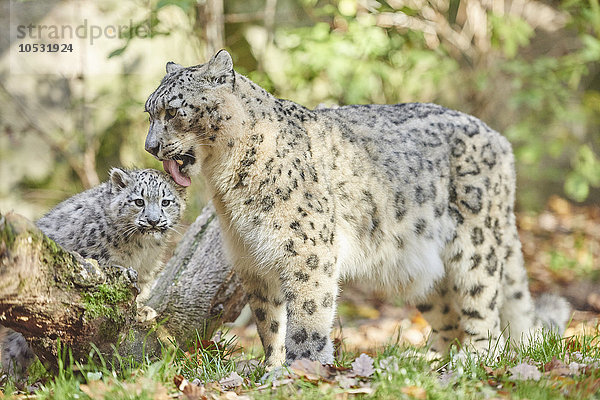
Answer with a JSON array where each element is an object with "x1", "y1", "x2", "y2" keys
[
  {"x1": 161, "y1": 199, "x2": 171, "y2": 207},
  {"x1": 165, "y1": 108, "x2": 177, "y2": 121},
  {"x1": 134, "y1": 199, "x2": 145, "y2": 207}
]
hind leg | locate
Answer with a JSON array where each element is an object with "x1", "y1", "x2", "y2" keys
[
  {"x1": 444, "y1": 227, "x2": 506, "y2": 355},
  {"x1": 416, "y1": 276, "x2": 463, "y2": 353},
  {"x1": 499, "y1": 223, "x2": 538, "y2": 346},
  {"x1": 501, "y1": 233, "x2": 571, "y2": 347}
]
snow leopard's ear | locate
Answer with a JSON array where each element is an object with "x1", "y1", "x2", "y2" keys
[
  {"x1": 166, "y1": 61, "x2": 184, "y2": 74},
  {"x1": 110, "y1": 167, "x2": 131, "y2": 191},
  {"x1": 207, "y1": 49, "x2": 233, "y2": 75}
]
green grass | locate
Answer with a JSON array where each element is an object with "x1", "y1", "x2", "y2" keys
[{"x1": 2, "y1": 329, "x2": 600, "y2": 399}]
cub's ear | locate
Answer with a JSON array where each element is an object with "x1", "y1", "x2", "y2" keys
[
  {"x1": 166, "y1": 61, "x2": 184, "y2": 74},
  {"x1": 110, "y1": 168, "x2": 131, "y2": 191},
  {"x1": 207, "y1": 49, "x2": 233, "y2": 75}
]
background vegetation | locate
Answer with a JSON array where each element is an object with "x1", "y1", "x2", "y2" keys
[{"x1": 1, "y1": 0, "x2": 599, "y2": 222}]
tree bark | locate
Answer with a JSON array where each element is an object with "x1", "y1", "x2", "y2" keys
[
  {"x1": 0, "y1": 204, "x2": 246, "y2": 371},
  {"x1": 197, "y1": 0, "x2": 225, "y2": 59}
]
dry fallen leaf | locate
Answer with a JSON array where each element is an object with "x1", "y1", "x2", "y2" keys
[
  {"x1": 290, "y1": 358, "x2": 332, "y2": 381},
  {"x1": 345, "y1": 386, "x2": 375, "y2": 395},
  {"x1": 412, "y1": 312, "x2": 429, "y2": 329},
  {"x1": 482, "y1": 364, "x2": 507, "y2": 378},
  {"x1": 219, "y1": 371, "x2": 244, "y2": 389},
  {"x1": 548, "y1": 196, "x2": 571, "y2": 216},
  {"x1": 335, "y1": 374, "x2": 358, "y2": 389},
  {"x1": 174, "y1": 374, "x2": 208, "y2": 400},
  {"x1": 351, "y1": 353, "x2": 375, "y2": 378},
  {"x1": 81, "y1": 378, "x2": 170, "y2": 400},
  {"x1": 271, "y1": 378, "x2": 295, "y2": 389},
  {"x1": 544, "y1": 357, "x2": 571, "y2": 377},
  {"x1": 401, "y1": 385, "x2": 427, "y2": 399},
  {"x1": 220, "y1": 392, "x2": 250, "y2": 400},
  {"x1": 235, "y1": 359, "x2": 261, "y2": 376},
  {"x1": 509, "y1": 362, "x2": 542, "y2": 381}
]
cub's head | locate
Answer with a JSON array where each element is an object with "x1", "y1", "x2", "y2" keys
[
  {"x1": 144, "y1": 50, "x2": 238, "y2": 187},
  {"x1": 108, "y1": 168, "x2": 186, "y2": 239}
]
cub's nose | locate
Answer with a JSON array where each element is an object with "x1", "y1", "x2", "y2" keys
[{"x1": 148, "y1": 217, "x2": 160, "y2": 227}]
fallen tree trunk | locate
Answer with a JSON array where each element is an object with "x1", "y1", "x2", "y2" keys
[{"x1": 0, "y1": 204, "x2": 247, "y2": 371}]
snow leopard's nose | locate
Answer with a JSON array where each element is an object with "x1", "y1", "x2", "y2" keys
[
  {"x1": 145, "y1": 125, "x2": 161, "y2": 157},
  {"x1": 145, "y1": 137, "x2": 160, "y2": 157},
  {"x1": 146, "y1": 204, "x2": 161, "y2": 227}
]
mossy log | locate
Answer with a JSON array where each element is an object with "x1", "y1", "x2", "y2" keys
[
  {"x1": 0, "y1": 212, "x2": 139, "y2": 369},
  {"x1": 0, "y1": 204, "x2": 247, "y2": 371}
]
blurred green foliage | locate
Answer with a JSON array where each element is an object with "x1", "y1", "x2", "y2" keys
[
  {"x1": 2, "y1": 0, "x2": 599, "y2": 221},
  {"x1": 248, "y1": 0, "x2": 600, "y2": 209}
]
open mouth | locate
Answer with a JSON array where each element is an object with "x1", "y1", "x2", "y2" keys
[{"x1": 163, "y1": 152, "x2": 195, "y2": 187}]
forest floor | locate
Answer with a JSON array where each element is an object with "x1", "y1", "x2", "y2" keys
[{"x1": 2, "y1": 196, "x2": 599, "y2": 399}]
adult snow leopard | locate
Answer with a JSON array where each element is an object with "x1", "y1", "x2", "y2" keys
[{"x1": 144, "y1": 50, "x2": 569, "y2": 366}]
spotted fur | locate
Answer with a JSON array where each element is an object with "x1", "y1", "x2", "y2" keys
[
  {"x1": 36, "y1": 168, "x2": 185, "y2": 290},
  {"x1": 0, "y1": 168, "x2": 186, "y2": 376},
  {"x1": 145, "y1": 50, "x2": 570, "y2": 366}
]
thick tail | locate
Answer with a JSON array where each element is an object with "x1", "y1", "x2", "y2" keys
[
  {"x1": 534, "y1": 293, "x2": 571, "y2": 334},
  {"x1": 0, "y1": 325, "x2": 35, "y2": 378}
]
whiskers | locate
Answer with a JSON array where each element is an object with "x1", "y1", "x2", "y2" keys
[
  {"x1": 167, "y1": 224, "x2": 184, "y2": 236},
  {"x1": 121, "y1": 223, "x2": 141, "y2": 241}
]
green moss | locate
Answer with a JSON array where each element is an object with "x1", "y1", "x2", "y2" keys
[
  {"x1": 83, "y1": 283, "x2": 132, "y2": 320},
  {"x1": 40, "y1": 233, "x2": 76, "y2": 266},
  {"x1": 0, "y1": 215, "x2": 17, "y2": 249},
  {"x1": 82, "y1": 282, "x2": 136, "y2": 344}
]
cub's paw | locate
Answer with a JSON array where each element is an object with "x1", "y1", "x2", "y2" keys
[
  {"x1": 105, "y1": 264, "x2": 140, "y2": 294},
  {"x1": 137, "y1": 305, "x2": 158, "y2": 324}
]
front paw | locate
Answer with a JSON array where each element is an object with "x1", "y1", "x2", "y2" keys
[
  {"x1": 137, "y1": 305, "x2": 158, "y2": 324},
  {"x1": 285, "y1": 333, "x2": 334, "y2": 365},
  {"x1": 105, "y1": 264, "x2": 140, "y2": 294}
]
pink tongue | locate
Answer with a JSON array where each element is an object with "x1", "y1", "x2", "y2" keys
[{"x1": 163, "y1": 160, "x2": 191, "y2": 187}]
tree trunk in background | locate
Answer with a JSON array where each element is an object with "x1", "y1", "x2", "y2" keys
[
  {"x1": 198, "y1": 0, "x2": 225, "y2": 58},
  {"x1": 0, "y1": 204, "x2": 246, "y2": 371}
]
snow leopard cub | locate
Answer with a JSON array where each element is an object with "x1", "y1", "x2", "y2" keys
[
  {"x1": 36, "y1": 167, "x2": 186, "y2": 292},
  {"x1": 0, "y1": 168, "x2": 186, "y2": 376}
]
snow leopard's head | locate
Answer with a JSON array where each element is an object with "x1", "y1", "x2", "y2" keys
[
  {"x1": 108, "y1": 168, "x2": 186, "y2": 239},
  {"x1": 144, "y1": 50, "x2": 240, "y2": 187}
]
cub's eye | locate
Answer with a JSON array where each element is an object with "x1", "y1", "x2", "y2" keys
[
  {"x1": 161, "y1": 199, "x2": 171, "y2": 207},
  {"x1": 165, "y1": 108, "x2": 177, "y2": 120},
  {"x1": 134, "y1": 199, "x2": 145, "y2": 207},
  {"x1": 217, "y1": 76, "x2": 226, "y2": 84}
]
